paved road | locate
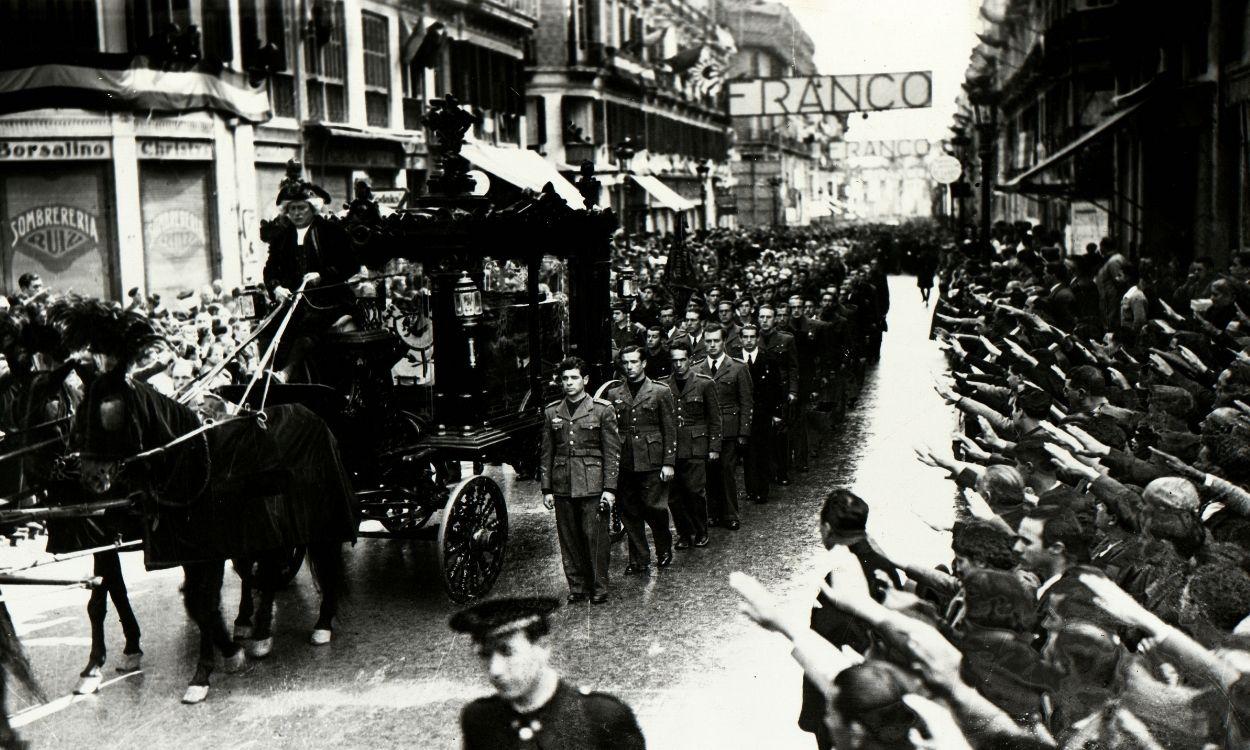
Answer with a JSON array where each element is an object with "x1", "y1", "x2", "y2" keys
[{"x1": 7, "y1": 275, "x2": 956, "y2": 749}]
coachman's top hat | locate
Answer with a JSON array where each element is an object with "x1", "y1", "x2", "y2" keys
[{"x1": 276, "y1": 159, "x2": 332, "y2": 209}]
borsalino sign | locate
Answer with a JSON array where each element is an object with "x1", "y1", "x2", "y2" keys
[
  {"x1": 8, "y1": 205, "x2": 102, "y2": 271},
  {"x1": 0, "y1": 139, "x2": 112, "y2": 161},
  {"x1": 728, "y1": 71, "x2": 932, "y2": 117}
]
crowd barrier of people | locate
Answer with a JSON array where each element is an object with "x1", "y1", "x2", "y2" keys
[{"x1": 732, "y1": 232, "x2": 1250, "y2": 749}]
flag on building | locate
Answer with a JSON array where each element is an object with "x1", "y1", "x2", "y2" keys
[{"x1": 687, "y1": 47, "x2": 725, "y2": 98}]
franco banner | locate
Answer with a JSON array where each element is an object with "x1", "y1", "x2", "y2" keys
[{"x1": 728, "y1": 71, "x2": 932, "y2": 117}]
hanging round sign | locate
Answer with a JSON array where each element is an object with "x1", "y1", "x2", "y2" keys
[{"x1": 929, "y1": 155, "x2": 963, "y2": 184}]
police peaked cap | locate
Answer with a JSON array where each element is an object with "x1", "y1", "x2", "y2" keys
[{"x1": 449, "y1": 597, "x2": 559, "y2": 640}]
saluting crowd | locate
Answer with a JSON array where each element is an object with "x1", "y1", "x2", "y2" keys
[{"x1": 721, "y1": 229, "x2": 1250, "y2": 750}]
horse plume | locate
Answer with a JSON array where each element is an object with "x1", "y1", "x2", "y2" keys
[{"x1": 47, "y1": 296, "x2": 162, "y2": 369}]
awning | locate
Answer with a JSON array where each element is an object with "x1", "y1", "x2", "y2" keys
[
  {"x1": 307, "y1": 123, "x2": 424, "y2": 148},
  {"x1": 630, "y1": 174, "x2": 698, "y2": 212},
  {"x1": 461, "y1": 141, "x2": 587, "y2": 209},
  {"x1": 0, "y1": 61, "x2": 270, "y2": 122},
  {"x1": 999, "y1": 99, "x2": 1147, "y2": 192}
]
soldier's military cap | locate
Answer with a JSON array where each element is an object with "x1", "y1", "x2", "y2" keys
[{"x1": 449, "y1": 597, "x2": 559, "y2": 641}]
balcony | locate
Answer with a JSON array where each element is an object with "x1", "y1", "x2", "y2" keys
[{"x1": 435, "y1": 0, "x2": 538, "y2": 28}]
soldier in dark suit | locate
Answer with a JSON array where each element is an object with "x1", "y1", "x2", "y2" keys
[
  {"x1": 738, "y1": 324, "x2": 783, "y2": 503},
  {"x1": 453, "y1": 597, "x2": 646, "y2": 750},
  {"x1": 668, "y1": 308, "x2": 708, "y2": 364},
  {"x1": 713, "y1": 300, "x2": 743, "y2": 357},
  {"x1": 606, "y1": 346, "x2": 677, "y2": 574},
  {"x1": 659, "y1": 342, "x2": 721, "y2": 549},
  {"x1": 642, "y1": 326, "x2": 671, "y2": 380},
  {"x1": 694, "y1": 325, "x2": 752, "y2": 530},
  {"x1": 540, "y1": 357, "x2": 622, "y2": 604},
  {"x1": 756, "y1": 304, "x2": 799, "y2": 484},
  {"x1": 610, "y1": 303, "x2": 643, "y2": 359}
]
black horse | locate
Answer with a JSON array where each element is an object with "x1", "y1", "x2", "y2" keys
[{"x1": 73, "y1": 368, "x2": 357, "y2": 704}]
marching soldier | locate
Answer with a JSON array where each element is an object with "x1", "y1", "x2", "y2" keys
[
  {"x1": 669, "y1": 308, "x2": 709, "y2": 364},
  {"x1": 642, "y1": 326, "x2": 671, "y2": 380},
  {"x1": 714, "y1": 300, "x2": 744, "y2": 356},
  {"x1": 453, "y1": 597, "x2": 646, "y2": 750},
  {"x1": 606, "y1": 346, "x2": 678, "y2": 574},
  {"x1": 660, "y1": 342, "x2": 721, "y2": 549},
  {"x1": 694, "y1": 326, "x2": 752, "y2": 530},
  {"x1": 738, "y1": 324, "x2": 784, "y2": 503},
  {"x1": 540, "y1": 357, "x2": 621, "y2": 605},
  {"x1": 755, "y1": 304, "x2": 799, "y2": 485}
]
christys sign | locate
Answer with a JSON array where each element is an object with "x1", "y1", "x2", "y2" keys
[{"x1": 7, "y1": 205, "x2": 101, "y2": 271}]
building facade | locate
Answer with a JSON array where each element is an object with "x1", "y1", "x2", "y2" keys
[
  {"x1": 958, "y1": 0, "x2": 1250, "y2": 265},
  {"x1": 718, "y1": 0, "x2": 840, "y2": 227},
  {"x1": 0, "y1": 0, "x2": 536, "y2": 301},
  {"x1": 524, "y1": 0, "x2": 733, "y2": 234}
]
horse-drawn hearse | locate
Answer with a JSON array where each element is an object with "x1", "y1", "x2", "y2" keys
[
  {"x1": 0, "y1": 94, "x2": 618, "y2": 710},
  {"x1": 220, "y1": 95, "x2": 618, "y2": 603}
]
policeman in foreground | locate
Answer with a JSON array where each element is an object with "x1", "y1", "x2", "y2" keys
[
  {"x1": 453, "y1": 597, "x2": 646, "y2": 750},
  {"x1": 605, "y1": 346, "x2": 678, "y2": 574},
  {"x1": 540, "y1": 357, "x2": 621, "y2": 604}
]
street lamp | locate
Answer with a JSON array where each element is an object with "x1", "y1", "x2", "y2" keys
[
  {"x1": 768, "y1": 175, "x2": 784, "y2": 227},
  {"x1": 971, "y1": 94, "x2": 997, "y2": 248},
  {"x1": 696, "y1": 159, "x2": 711, "y2": 230},
  {"x1": 453, "y1": 270, "x2": 484, "y2": 367},
  {"x1": 613, "y1": 137, "x2": 638, "y2": 238}
]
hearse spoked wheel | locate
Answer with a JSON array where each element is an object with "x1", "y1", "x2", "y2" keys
[{"x1": 437, "y1": 475, "x2": 508, "y2": 604}]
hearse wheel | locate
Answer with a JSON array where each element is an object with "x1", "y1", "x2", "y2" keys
[{"x1": 437, "y1": 476, "x2": 508, "y2": 603}]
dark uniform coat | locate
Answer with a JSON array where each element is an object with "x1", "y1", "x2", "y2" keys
[
  {"x1": 461, "y1": 680, "x2": 645, "y2": 750},
  {"x1": 604, "y1": 378, "x2": 677, "y2": 472},
  {"x1": 693, "y1": 355, "x2": 753, "y2": 438},
  {"x1": 659, "y1": 373, "x2": 722, "y2": 459},
  {"x1": 740, "y1": 348, "x2": 784, "y2": 425},
  {"x1": 757, "y1": 328, "x2": 799, "y2": 400},
  {"x1": 668, "y1": 331, "x2": 708, "y2": 363},
  {"x1": 540, "y1": 396, "x2": 621, "y2": 497},
  {"x1": 261, "y1": 215, "x2": 356, "y2": 308}
]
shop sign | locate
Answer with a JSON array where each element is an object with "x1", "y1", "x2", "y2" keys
[
  {"x1": 314, "y1": 143, "x2": 402, "y2": 169},
  {"x1": 138, "y1": 139, "x2": 213, "y2": 160},
  {"x1": 255, "y1": 143, "x2": 301, "y2": 164},
  {"x1": 371, "y1": 188, "x2": 408, "y2": 208},
  {"x1": 146, "y1": 208, "x2": 206, "y2": 261},
  {"x1": 7, "y1": 205, "x2": 101, "y2": 271},
  {"x1": 0, "y1": 139, "x2": 111, "y2": 161}
]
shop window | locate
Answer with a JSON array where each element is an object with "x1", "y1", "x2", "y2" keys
[
  {"x1": 2, "y1": 165, "x2": 115, "y2": 299},
  {"x1": 525, "y1": 96, "x2": 546, "y2": 149},
  {"x1": 401, "y1": 30, "x2": 425, "y2": 131},
  {"x1": 363, "y1": 11, "x2": 391, "y2": 128},
  {"x1": 0, "y1": 0, "x2": 99, "y2": 67},
  {"x1": 140, "y1": 162, "x2": 217, "y2": 301},
  {"x1": 304, "y1": 0, "x2": 348, "y2": 122}
]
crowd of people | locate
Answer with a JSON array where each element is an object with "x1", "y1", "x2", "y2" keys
[
  {"x1": 544, "y1": 226, "x2": 893, "y2": 604},
  {"x1": 725, "y1": 230, "x2": 1250, "y2": 749},
  {"x1": 0, "y1": 271, "x2": 262, "y2": 396}
]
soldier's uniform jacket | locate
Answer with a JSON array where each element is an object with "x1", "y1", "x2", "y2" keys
[
  {"x1": 605, "y1": 378, "x2": 677, "y2": 472},
  {"x1": 758, "y1": 328, "x2": 800, "y2": 399},
  {"x1": 659, "y1": 372, "x2": 722, "y2": 459},
  {"x1": 693, "y1": 355, "x2": 753, "y2": 438},
  {"x1": 461, "y1": 680, "x2": 645, "y2": 750},
  {"x1": 540, "y1": 395, "x2": 621, "y2": 497}
]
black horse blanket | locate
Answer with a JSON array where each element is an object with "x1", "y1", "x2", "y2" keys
[{"x1": 107, "y1": 383, "x2": 357, "y2": 569}]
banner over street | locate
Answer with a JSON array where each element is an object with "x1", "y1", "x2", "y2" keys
[{"x1": 727, "y1": 71, "x2": 933, "y2": 117}]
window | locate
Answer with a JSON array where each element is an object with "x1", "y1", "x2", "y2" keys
[
  {"x1": 0, "y1": 0, "x2": 99, "y2": 67},
  {"x1": 402, "y1": 58, "x2": 425, "y2": 131},
  {"x1": 362, "y1": 11, "x2": 391, "y2": 128},
  {"x1": 241, "y1": 0, "x2": 296, "y2": 117},
  {"x1": 526, "y1": 97, "x2": 547, "y2": 148},
  {"x1": 305, "y1": 0, "x2": 348, "y2": 122}
]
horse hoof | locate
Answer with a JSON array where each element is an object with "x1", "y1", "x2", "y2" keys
[
  {"x1": 221, "y1": 648, "x2": 246, "y2": 673},
  {"x1": 115, "y1": 653, "x2": 142, "y2": 673},
  {"x1": 310, "y1": 628, "x2": 332, "y2": 646},
  {"x1": 73, "y1": 674, "x2": 103, "y2": 695},
  {"x1": 246, "y1": 637, "x2": 273, "y2": 659},
  {"x1": 181, "y1": 685, "x2": 210, "y2": 704},
  {"x1": 233, "y1": 625, "x2": 252, "y2": 642}
]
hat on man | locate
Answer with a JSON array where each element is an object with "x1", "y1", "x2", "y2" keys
[
  {"x1": 275, "y1": 159, "x2": 332, "y2": 210},
  {"x1": 449, "y1": 597, "x2": 559, "y2": 641}
]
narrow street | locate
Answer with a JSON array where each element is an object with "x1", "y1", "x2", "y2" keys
[{"x1": 9, "y1": 276, "x2": 955, "y2": 750}]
